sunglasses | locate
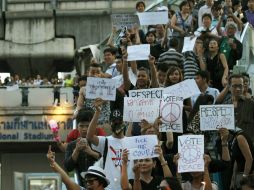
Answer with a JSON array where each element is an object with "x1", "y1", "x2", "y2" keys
[{"x1": 84, "y1": 178, "x2": 98, "y2": 184}]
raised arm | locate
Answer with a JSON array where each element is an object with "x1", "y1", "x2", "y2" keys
[
  {"x1": 203, "y1": 155, "x2": 213, "y2": 190},
  {"x1": 122, "y1": 49, "x2": 132, "y2": 91},
  {"x1": 219, "y1": 128, "x2": 230, "y2": 161},
  {"x1": 216, "y1": 85, "x2": 229, "y2": 104},
  {"x1": 106, "y1": 26, "x2": 117, "y2": 48},
  {"x1": 86, "y1": 98, "x2": 104, "y2": 146},
  {"x1": 121, "y1": 149, "x2": 132, "y2": 190},
  {"x1": 47, "y1": 145, "x2": 80, "y2": 190},
  {"x1": 155, "y1": 145, "x2": 173, "y2": 178},
  {"x1": 77, "y1": 87, "x2": 85, "y2": 110},
  {"x1": 149, "y1": 55, "x2": 159, "y2": 88},
  {"x1": 219, "y1": 53, "x2": 229, "y2": 87}
]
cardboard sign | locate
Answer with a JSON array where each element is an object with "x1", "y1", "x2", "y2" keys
[
  {"x1": 164, "y1": 79, "x2": 200, "y2": 99},
  {"x1": 178, "y1": 135, "x2": 204, "y2": 173},
  {"x1": 123, "y1": 97, "x2": 160, "y2": 123},
  {"x1": 86, "y1": 77, "x2": 117, "y2": 101},
  {"x1": 127, "y1": 44, "x2": 150, "y2": 61},
  {"x1": 111, "y1": 14, "x2": 139, "y2": 29},
  {"x1": 129, "y1": 88, "x2": 164, "y2": 99},
  {"x1": 123, "y1": 135, "x2": 158, "y2": 160},
  {"x1": 159, "y1": 95, "x2": 183, "y2": 133},
  {"x1": 137, "y1": 12, "x2": 168, "y2": 25},
  {"x1": 200, "y1": 105, "x2": 235, "y2": 130}
]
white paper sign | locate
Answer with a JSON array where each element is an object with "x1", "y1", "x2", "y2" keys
[
  {"x1": 137, "y1": 12, "x2": 169, "y2": 25},
  {"x1": 86, "y1": 77, "x2": 117, "y2": 101},
  {"x1": 129, "y1": 88, "x2": 163, "y2": 99},
  {"x1": 159, "y1": 95, "x2": 183, "y2": 133},
  {"x1": 127, "y1": 44, "x2": 150, "y2": 61},
  {"x1": 112, "y1": 70, "x2": 137, "y2": 88},
  {"x1": 164, "y1": 79, "x2": 200, "y2": 99},
  {"x1": 123, "y1": 135, "x2": 158, "y2": 160},
  {"x1": 178, "y1": 135, "x2": 204, "y2": 173},
  {"x1": 182, "y1": 36, "x2": 197, "y2": 53},
  {"x1": 123, "y1": 97, "x2": 160, "y2": 123},
  {"x1": 111, "y1": 14, "x2": 139, "y2": 29},
  {"x1": 200, "y1": 104, "x2": 235, "y2": 130}
]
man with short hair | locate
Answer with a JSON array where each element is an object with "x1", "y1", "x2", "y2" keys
[
  {"x1": 226, "y1": 74, "x2": 254, "y2": 140},
  {"x1": 64, "y1": 109, "x2": 100, "y2": 186},
  {"x1": 103, "y1": 47, "x2": 120, "y2": 78},
  {"x1": 87, "y1": 100, "x2": 134, "y2": 190},
  {"x1": 191, "y1": 70, "x2": 220, "y2": 106},
  {"x1": 158, "y1": 38, "x2": 184, "y2": 69},
  {"x1": 198, "y1": 0, "x2": 214, "y2": 27}
]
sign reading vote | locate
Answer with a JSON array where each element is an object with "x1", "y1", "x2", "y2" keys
[
  {"x1": 129, "y1": 88, "x2": 164, "y2": 99},
  {"x1": 123, "y1": 135, "x2": 158, "y2": 160},
  {"x1": 137, "y1": 12, "x2": 168, "y2": 25},
  {"x1": 111, "y1": 14, "x2": 139, "y2": 29},
  {"x1": 200, "y1": 105, "x2": 235, "y2": 130},
  {"x1": 164, "y1": 79, "x2": 200, "y2": 99},
  {"x1": 123, "y1": 97, "x2": 160, "y2": 123},
  {"x1": 86, "y1": 77, "x2": 117, "y2": 101},
  {"x1": 127, "y1": 44, "x2": 150, "y2": 61},
  {"x1": 159, "y1": 95, "x2": 183, "y2": 133},
  {"x1": 178, "y1": 135, "x2": 204, "y2": 173}
]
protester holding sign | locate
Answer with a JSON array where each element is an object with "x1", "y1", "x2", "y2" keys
[
  {"x1": 162, "y1": 66, "x2": 189, "y2": 155},
  {"x1": 86, "y1": 98, "x2": 134, "y2": 190},
  {"x1": 121, "y1": 145, "x2": 172, "y2": 190},
  {"x1": 77, "y1": 63, "x2": 111, "y2": 125},
  {"x1": 174, "y1": 153, "x2": 218, "y2": 190}
]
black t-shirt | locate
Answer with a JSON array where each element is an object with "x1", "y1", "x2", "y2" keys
[{"x1": 129, "y1": 176, "x2": 163, "y2": 190}]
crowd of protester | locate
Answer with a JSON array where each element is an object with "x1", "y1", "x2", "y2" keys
[
  {"x1": 0, "y1": 73, "x2": 78, "y2": 87},
  {"x1": 44, "y1": 0, "x2": 254, "y2": 189}
]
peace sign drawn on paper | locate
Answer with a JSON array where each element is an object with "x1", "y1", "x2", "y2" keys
[{"x1": 160, "y1": 102, "x2": 181, "y2": 123}]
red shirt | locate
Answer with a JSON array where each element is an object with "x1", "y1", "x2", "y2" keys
[{"x1": 66, "y1": 128, "x2": 106, "y2": 143}]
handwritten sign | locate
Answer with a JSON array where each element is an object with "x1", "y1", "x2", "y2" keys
[
  {"x1": 178, "y1": 135, "x2": 204, "y2": 173},
  {"x1": 164, "y1": 79, "x2": 200, "y2": 99},
  {"x1": 200, "y1": 105, "x2": 235, "y2": 130},
  {"x1": 123, "y1": 97, "x2": 160, "y2": 123},
  {"x1": 159, "y1": 95, "x2": 183, "y2": 133},
  {"x1": 182, "y1": 36, "x2": 197, "y2": 53},
  {"x1": 123, "y1": 135, "x2": 158, "y2": 160},
  {"x1": 86, "y1": 77, "x2": 117, "y2": 101},
  {"x1": 129, "y1": 88, "x2": 163, "y2": 99},
  {"x1": 137, "y1": 12, "x2": 169, "y2": 25},
  {"x1": 127, "y1": 44, "x2": 150, "y2": 61},
  {"x1": 111, "y1": 14, "x2": 139, "y2": 29}
]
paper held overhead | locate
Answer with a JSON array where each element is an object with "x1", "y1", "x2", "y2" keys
[
  {"x1": 127, "y1": 44, "x2": 150, "y2": 61},
  {"x1": 137, "y1": 12, "x2": 169, "y2": 25}
]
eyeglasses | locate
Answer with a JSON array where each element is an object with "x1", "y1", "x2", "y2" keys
[
  {"x1": 84, "y1": 178, "x2": 98, "y2": 184},
  {"x1": 231, "y1": 84, "x2": 243, "y2": 89}
]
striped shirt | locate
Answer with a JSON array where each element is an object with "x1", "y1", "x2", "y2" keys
[
  {"x1": 158, "y1": 48, "x2": 184, "y2": 69},
  {"x1": 183, "y1": 51, "x2": 205, "y2": 80}
]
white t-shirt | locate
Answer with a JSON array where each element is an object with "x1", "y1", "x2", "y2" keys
[
  {"x1": 92, "y1": 136, "x2": 134, "y2": 190},
  {"x1": 106, "y1": 63, "x2": 121, "y2": 78},
  {"x1": 182, "y1": 181, "x2": 218, "y2": 190}
]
